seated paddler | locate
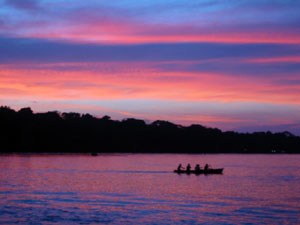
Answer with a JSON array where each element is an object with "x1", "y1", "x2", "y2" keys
[
  {"x1": 195, "y1": 164, "x2": 200, "y2": 172},
  {"x1": 186, "y1": 163, "x2": 191, "y2": 172},
  {"x1": 177, "y1": 164, "x2": 183, "y2": 171},
  {"x1": 204, "y1": 164, "x2": 209, "y2": 171}
]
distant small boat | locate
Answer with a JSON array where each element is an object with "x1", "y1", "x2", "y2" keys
[
  {"x1": 174, "y1": 168, "x2": 223, "y2": 174},
  {"x1": 91, "y1": 152, "x2": 98, "y2": 156}
]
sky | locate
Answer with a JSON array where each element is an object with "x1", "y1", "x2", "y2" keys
[{"x1": 0, "y1": 0, "x2": 300, "y2": 134}]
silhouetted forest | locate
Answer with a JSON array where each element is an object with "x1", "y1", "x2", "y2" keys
[{"x1": 1, "y1": 106, "x2": 299, "y2": 153}]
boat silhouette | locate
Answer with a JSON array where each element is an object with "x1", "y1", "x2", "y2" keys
[{"x1": 174, "y1": 168, "x2": 223, "y2": 174}]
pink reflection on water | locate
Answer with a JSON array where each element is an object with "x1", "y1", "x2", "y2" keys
[{"x1": 0, "y1": 154, "x2": 300, "y2": 224}]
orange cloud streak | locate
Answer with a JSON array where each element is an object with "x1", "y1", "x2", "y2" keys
[{"x1": 1, "y1": 62, "x2": 300, "y2": 104}]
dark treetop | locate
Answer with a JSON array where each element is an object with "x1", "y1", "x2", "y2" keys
[{"x1": 1, "y1": 106, "x2": 299, "y2": 153}]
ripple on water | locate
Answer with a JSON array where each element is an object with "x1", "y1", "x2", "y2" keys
[{"x1": 1, "y1": 154, "x2": 300, "y2": 224}]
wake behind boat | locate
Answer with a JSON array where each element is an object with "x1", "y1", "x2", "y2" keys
[{"x1": 173, "y1": 168, "x2": 223, "y2": 174}]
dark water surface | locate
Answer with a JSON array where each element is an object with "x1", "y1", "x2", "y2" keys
[{"x1": 0, "y1": 154, "x2": 299, "y2": 224}]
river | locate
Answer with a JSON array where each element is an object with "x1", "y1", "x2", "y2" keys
[{"x1": 0, "y1": 154, "x2": 299, "y2": 224}]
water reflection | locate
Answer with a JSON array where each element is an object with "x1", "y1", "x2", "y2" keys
[{"x1": 0, "y1": 154, "x2": 300, "y2": 224}]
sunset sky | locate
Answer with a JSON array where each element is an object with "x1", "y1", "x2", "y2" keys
[{"x1": 1, "y1": 0, "x2": 300, "y2": 134}]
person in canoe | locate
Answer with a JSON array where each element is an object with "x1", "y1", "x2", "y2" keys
[
  {"x1": 186, "y1": 163, "x2": 191, "y2": 172},
  {"x1": 177, "y1": 164, "x2": 184, "y2": 171},
  {"x1": 204, "y1": 164, "x2": 209, "y2": 171},
  {"x1": 195, "y1": 164, "x2": 200, "y2": 172}
]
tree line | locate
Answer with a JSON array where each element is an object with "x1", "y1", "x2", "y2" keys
[{"x1": 0, "y1": 106, "x2": 299, "y2": 153}]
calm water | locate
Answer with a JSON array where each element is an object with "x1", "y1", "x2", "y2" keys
[{"x1": 0, "y1": 154, "x2": 299, "y2": 224}]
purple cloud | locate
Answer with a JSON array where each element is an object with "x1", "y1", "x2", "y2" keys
[{"x1": 1, "y1": 36, "x2": 299, "y2": 64}]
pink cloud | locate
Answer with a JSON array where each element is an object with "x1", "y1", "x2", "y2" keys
[
  {"x1": 1, "y1": 61, "x2": 300, "y2": 104},
  {"x1": 245, "y1": 56, "x2": 300, "y2": 63}
]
